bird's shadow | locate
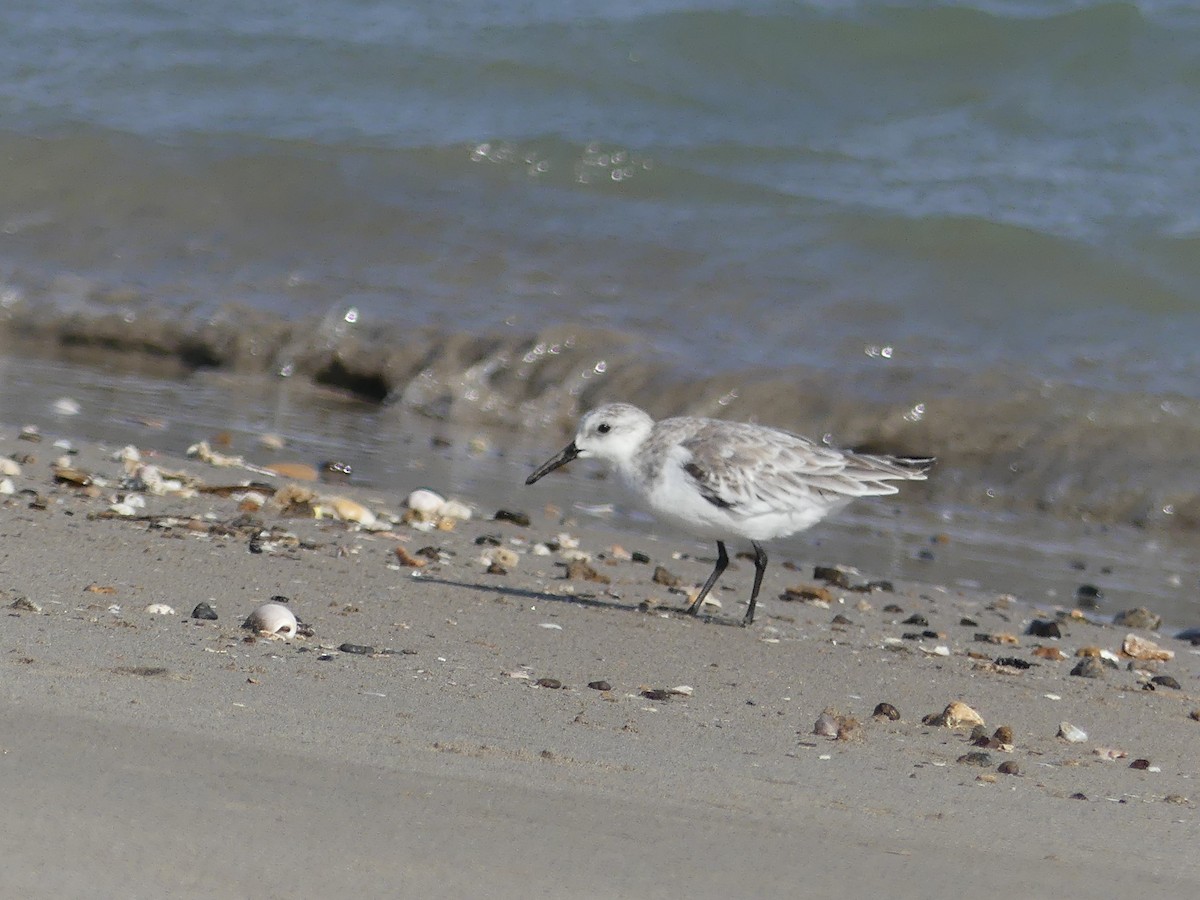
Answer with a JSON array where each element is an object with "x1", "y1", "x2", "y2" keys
[{"x1": 414, "y1": 575, "x2": 748, "y2": 628}]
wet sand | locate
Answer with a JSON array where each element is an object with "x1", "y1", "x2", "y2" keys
[{"x1": 1, "y1": 429, "x2": 1197, "y2": 898}]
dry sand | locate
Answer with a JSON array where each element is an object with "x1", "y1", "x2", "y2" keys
[{"x1": 1, "y1": 431, "x2": 1197, "y2": 898}]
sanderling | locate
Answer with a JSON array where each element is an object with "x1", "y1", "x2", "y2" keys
[{"x1": 526, "y1": 403, "x2": 932, "y2": 625}]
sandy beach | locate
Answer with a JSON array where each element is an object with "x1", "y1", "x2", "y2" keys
[{"x1": 1, "y1": 426, "x2": 1197, "y2": 899}]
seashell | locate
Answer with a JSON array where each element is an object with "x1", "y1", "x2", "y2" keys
[
  {"x1": 1122, "y1": 633, "x2": 1173, "y2": 661},
  {"x1": 243, "y1": 602, "x2": 298, "y2": 639},
  {"x1": 53, "y1": 465, "x2": 93, "y2": 487},
  {"x1": 258, "y1": 433, "x2": 285, "y2": 451},
  {"x1": 924, "y1": 701, "x2": 985, "y2": 729},
  {"x1": 1058, "y1": 722, "x2": 1088, "y2": 743},
  {"x1": 52, "y1": 397, "x2": 81, "y2": 416},
  {"x1": 144, "y1": 603, "x2": 176, "y2": 615},
  {"x1": 19, "y1": 424, "x2": 41, "y2": 442},
  {"x1": 317, "y1": 496, "x2": 377, "y2": 527},
  {"x1": 405, "y1": 488, "x2": 446, "y2": 517},
  {"x1": 187, "y1": 441, "x2": 244, "y2": 467},
  {"x1": 0, "y1": 478, "x2": 13, "y2": 495},
  {"x1": 670, "y1": 685, "x2": 694, "y2": 697},
  {"x1": 0, "y1": 458, "x2": 20, "y2": 477},
  {"x1": 538, "y1": 622, "x2": 562, "y2": 630},
  {"x1": 813, "y1": 712, "x2": 840, "y2": 737},
  {"x1": 10, "y1": 596, "x2": 41, "y2": 613},
  {"x1": 437, "y1": 499, "x2": 472, "y2": 521},
  {"x1": 1093, "y1": 747, "x2": 1128, "y2": 761},
  {"x1": 109, "y1": 501, "x2": 139, "y2": 516}
]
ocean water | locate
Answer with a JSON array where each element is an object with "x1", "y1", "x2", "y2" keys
[{"x1": 3, "y1": 1, "x2": 1200, "y2": 552}]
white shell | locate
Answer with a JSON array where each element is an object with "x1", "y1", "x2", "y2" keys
[
  {"x1": 53, "y1": 397, "x2": 81, "y2": 416},
  {"x1": 0, "y1": 478, "x2": 13, "y2": 495},
  {"x1": 437, "y1": 499, "x2": 472, "y2": 521},
  {"x1": 243, "y1": 602, "x2": 298, "y2": 638},
  {"x1": 1058, "y1": 721, "x2": 1088, "y2": 743},
  {"x1": 0, "y1": 458, "x2": 20, "y2": 477},
  {"x1": 405, "y1": 489, "x2": 446, "y2": 515},
  {"x1": 144, "y1": 603, "x2": 176, "y2": 615}
]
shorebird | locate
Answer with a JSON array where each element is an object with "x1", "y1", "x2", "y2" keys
[{"x1": 526, "y1": 403, "x2": 931, "y2": 625}]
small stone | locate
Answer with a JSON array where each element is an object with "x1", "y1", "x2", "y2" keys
[
  {"x1": 1151, "y1": 675, "x2": 1181, "y2": 690},
  {"x1": 1071, "y1": 657, "x2": 1105, "y2": 679},
  {"x1": 1122, "y1": 633, "x2": 1173, "y2": 661},
  {"x1": 994, "y1": 656, "x2": 1033, "y2": 670},
  {"x1": 339, "y1": 643, "x2": 374, "y2": 655},
  {"x1": 588, "y1": 680, "x2": 612, "y2": 691},
  {"x1": 1074, "y1": 584, "x2": 1103, "y2": 608},
  {"x1": 1129, "y1": 758, "x2": 1151, "y2": 770},
  {"x1": 494, "y1": 509, "x2": 531, "y2": 527},
  {"x1": 631, "y1": 551, "x2": 652, "y2": 564},
  {"x1": 782, "y1": 584, "x2": 834, "y2": 605},
  {"x1": 652, "y1": 566, "x2": 680, "y2": 587},
  {"x1": 536, "y1": 677, "x2": 563, "y2": 689},
  {"x1": 959, "y1": 617, "x2": 978, "y2": 627},
  {"x1": 882, "y1": 603, "x2": 904, "y2": 614},
  {"x1": 813, "y1": 712, "x2": 840, "y2": 737},
  {"x1": 563, "y1": 559, "x2": 609, "y2": 584},
  {"x1": 902, "y1": 613, "x2": 929, "y2": 626},
  {"x1": 474, "y1": 534, "x2": 502, "y2": 546},
  {"x1": 486, "y1": 562, "x2": 508, "y2": 575},
  {"x1": 1068, "y1": 792, "x2": 1088, "y2": 801},
  {"x1": 641, "y1": 689, "x2": 671, "y2": 702},
  {"x1": 1027, "y1": 620, "x2": 1061, "y2": 639},
  {"x1": 831, "y1": 613, "x2": 853, "y2": 626},
  {"x1": 190, "y1": 601, "x2": 218, "y2": 621},
  {"x1": 997, "y1": 761, "x2": 1021, "y2": 776},
  {"x1": 991, "y1": 726, "x2": 1013, "y2": 745},
  {"x1": 957, "y1": 751, "x2": 992, "y2": 767},
  {"x1": 813, "y1": 565, "x2": 852, "y2": 588},
  {"x1": 866, "y1": 580, "x2": 895, "y2": 593},
  {"x1": 872, "y1": 702, "x2": 900, "y2": 721},
  {"x1": 976, "y1": 632, "x2": 1020, "y2": 645},
  {"x1": 835, "y1": 717, "x2": 862, "y2": 741},
  {"x1": 1114, "y1": 606, "x2": 1162, "y2": 631},
  {"x1": 969, "y1": 724, "x2": 989, "y2": 742},
  {"x1": 1058, "y1": 722, "x2": 1088, "y2": 743},
  {"x1": 1191, "y1": 710, "x2": 1200, "y2": 722}
]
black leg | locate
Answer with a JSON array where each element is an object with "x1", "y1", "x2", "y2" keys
[
  {"x1": 742, "y1": 541, "x2": 768, "y2": 626},
  {"x1": 686, "y1": 541, "x2": 729, "y2": 616}
]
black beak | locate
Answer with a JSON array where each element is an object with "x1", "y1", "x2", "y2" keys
[{"x1": 525, "y1": 441, "x2": 579, "y2": 485}]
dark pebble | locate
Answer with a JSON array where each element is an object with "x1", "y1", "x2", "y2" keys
[
  {"x1": 317, "y1": 653, "x2": 334, "y2": 661},
  {"x1": 1176, "y1": 627, "x2": 1200, "y2": 646},
  {"x1": 882, "y1": 604, "x2": 904, "y2": 614},
  {"x1": 1069, "y1": 792, "x2": 1088, "y2": 801},
  {"x1": 641, "y1": 688, "x2": 672, "y2": 701},
  {"x1": 631, "y1": 551, "x2": 651, "y2": 564},
  {"x1": 831, "y1": 613, "x2": 853, "y2": 626},
  {"x1": 969, "y1": 724, "x2": 989, "y2": 742},
  {"x1": 867, "y1": 580, "x2": 895, "y2": 593},
  {"x1": 1129, "y1": 758, "x2": 1151, "y2": 770},
  {"x1": 915, "y1": 549, "x2": 935, "y2": 561},
  {"x1": 588, "y1": 680, "x2": 612, "y2": 691},
  {"x1": 190, "y1": 602, "x2": 219, "y2": 621},
  {"x1": 1151, "y1": 675, "x2": 1181, "y2": 690},
  {"x1": 1069, "y1": 559, "x2": 1087, "y2": 571},
  {"x1": 1075, "y1": 584, "x2": 1103, "y2": 608},
  {"x1": 1027, "y1": 619, "x2": 1062, "y2": 638},
  {"x1": 902, "y1": 613, "x2": 929, "y2": 626},
  {"x1": 901, "y1": 632, "x2": 923, "y2": 641},
  {"x1": 959, "y1": 617, "x2": 978, "y2": 627},
  {"x1": 995, "y1": 656, "x2": 1034, "y2": 670},
  {"x1": 248, "y1": 539, "x2": 263, "y2": 554},
  {"x1": 998, "y1": 761, "x2": 1021, "y2": 776},
  {"x1": 416, "y1": 546, "x2": 444, "y2": 561},
  {"x1": 339, "y1": 643, "x2": 374, "y2": 655},
  {"x1": 486, "y1": 562, "x2": 508, "y2": 576},
  {"x1": 813, "y1": 565, "x2": 852, "y2": 588},
  {"x1": 474, "y1": 534, "x2": 502, "y2": 546},
  {"x1": 536, "y1": 677, "x2": 563, "y2": 689},
  {"x1": 1070, "y1": 657, "x2": 1105, "y2": 679},
  {"x1": 270, "y1": 595, "x2": 291, "y2": 604},
  {"x1": 872, "y1": 702, "x2": 900, "y2": 721},
  {"x1": 993, "y1": 726, "x2": 1014, "y2": 744},
  {"x1": 957, "y1": 751, "x2": 992, "y2": 767},
  {"x1": 494, "y1": 509, "x2": 531, "y2": 527}
]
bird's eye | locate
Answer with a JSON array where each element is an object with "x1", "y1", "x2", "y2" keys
[{"x1": 597, "y1": 423, "x2": 611, "y2": 434}]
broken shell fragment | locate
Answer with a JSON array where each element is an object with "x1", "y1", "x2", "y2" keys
[
  {"x1": 242, "y1": 602, "x2": 298, "y2": 639},
  {"x1": 1122, "y1": 633, "x2": 1174, "y2": 661},
  {"x1": 316, "y1": 496, "x2": 377, "y2": 527},
  {"x1": 923, "y1": 701, "x2": 985, "y2": 729},
  {"x1": 144, "y1": 603, "x2": 176, "y2": 615},
  {"x1": 1058, "y1": 722, "x2": 1088, "y2": 743}
]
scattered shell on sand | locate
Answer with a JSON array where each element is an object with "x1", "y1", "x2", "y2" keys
[
  {"x1": 481, "y1": 547, "x2": 519, "y2": 569},
  {"x1": 187, "y1": 441, "x2": 245, "y2": 468},
  {"x1": 872, "y1": 702, "x2": 900, "y2": 721},
  {"x1": 1058, "y1": 722, "x2": 1088, "y2": 743},
  {"x1": 9, "y1": 596, "x2": 41, "y2": 613},
  {"x1": 0, "y1": 458, "x2": 20, "y2": 477},
  {"x1": 404, "y1": 489, "x2": 472, "y2": 524},
  {"x1": 243, "y1": 602, "x2": 298, "y2": 638},
  {"x1": 316, "y1": 496, "x2": 378, "y2": 527},
  {"x1": 0, "y1": 478, "x2": 14, "y2": 495},
  {"x1": 923, "y1": 701, "x2": 985, "y2": 729},
  {"x1": 52, "y1": 397, "x2": 82, "y2": 416},
  {"x1": 144, "y1": 603, "x2": 176, "y2": 615},
  {"x1": 1122, "y1": 633, "x2": 1174, "y2": 661}
]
